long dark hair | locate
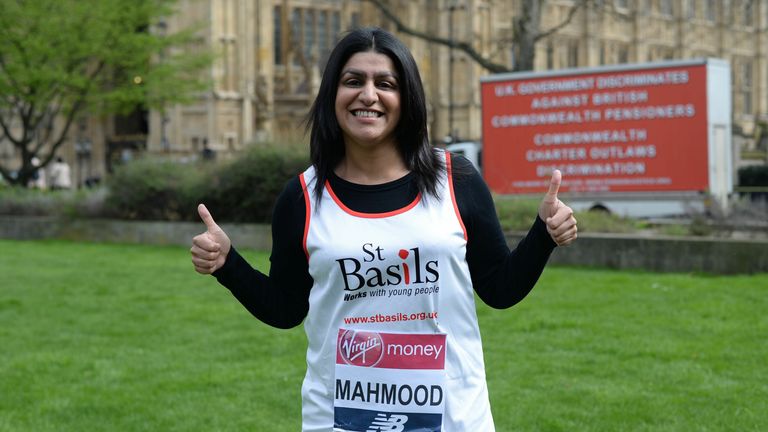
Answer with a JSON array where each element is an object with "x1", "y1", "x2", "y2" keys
[{"x1": 305, "y1": 27, "x2": 442, "y2": 204}]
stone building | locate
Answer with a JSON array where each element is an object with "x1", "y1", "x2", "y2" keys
[{"x1": 6, "y1": 0, "x2": 765, "y2": 186}]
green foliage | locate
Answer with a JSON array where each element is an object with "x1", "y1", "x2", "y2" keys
[
  {"x1": 571, "y1": 208, "x2": 641, "y2": 234},
  {"x1": 494, "y1": 196, "x2": 541, "y2": 231},
  {"x1": 0, "y1": 188, "x2": 64, "y2": 216},
  {"x1": 0, "y1": 0, "x2": 212, "y2": 186},
  {"x1": 105, "y1": 158, "x2": 203, "y2": 221},
  {"x1": 0, "y1": 0, "x2": 209, "y2": 113},
  {"x1": 195, "y1": 145, "x2": 309, "y2": 223},
  {"x1": 0, "y1": 187, "x2": 107, "y2": 218},
  {"x1": 687, "y1": 214, "x2": 715, "y2": 236},
  {"x1": 738, "y1": 165, "x2": 768, "y2": 187},
  {"x1": 0, "y1": 143, "x2": 309, "y2": 223},
  {"x1": 103, "y1": 145, "x2": 309, "y2": 222},
  {"x1": 494, "y1": 196, "x2": 641, "y2": 233}
]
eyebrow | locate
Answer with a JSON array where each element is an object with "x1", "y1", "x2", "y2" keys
[{"x1": 340, "y1": 68, "x2": 398, "y2": 80}]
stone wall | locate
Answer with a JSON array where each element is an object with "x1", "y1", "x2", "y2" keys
[
  {"x1": 512, "y1": 232, "x2": 768, "y2": 275},
  {"x1": 0, "y1": 216, "x2": 271, "y2": 250},
  {"x1": 2, "y1": 216, "x2": 767, "y2": 274}
]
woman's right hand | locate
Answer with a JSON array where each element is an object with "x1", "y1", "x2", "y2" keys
[{"x1": 190, "y1": 204, "x2": 232, "y2": 274}]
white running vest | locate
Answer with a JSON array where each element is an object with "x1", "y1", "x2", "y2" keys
[{"x1": 299, "y1": 151, "x2": 494, "y2": 432}]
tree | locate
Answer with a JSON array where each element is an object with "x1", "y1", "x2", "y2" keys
[
  {"x1": 364, "y1": 0, "x2": 590, "y2": 73},
  {"x1": 0, "y1": 0, "x2": 211, "y2": 187}
]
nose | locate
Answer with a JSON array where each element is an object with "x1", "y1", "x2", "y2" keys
[{"x1": 358, "y1": 81, "x2": 378, "y2": 105}]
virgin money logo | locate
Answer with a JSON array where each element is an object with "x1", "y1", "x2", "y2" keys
[{"x1": 338, "y1": 330, "x2": 384, "y2": 367}]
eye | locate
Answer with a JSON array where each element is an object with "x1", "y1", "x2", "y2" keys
[
  {"x1": 342, "y1": 77, "x2": 362, "y2": 87},
  {"x1": 377, "y1": 80, "x2": 398, "y2": 90}
]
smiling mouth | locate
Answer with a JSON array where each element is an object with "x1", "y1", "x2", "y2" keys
[{"x1": 352, "y1": 110, "x2": 383, "y2": 118}]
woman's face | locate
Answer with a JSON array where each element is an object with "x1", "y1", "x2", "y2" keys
[{"x1": 335, "y1": 51, "x2": 401, "y2": 151}]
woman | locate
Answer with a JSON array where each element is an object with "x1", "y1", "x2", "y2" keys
[{"x1": 191, "y1": 27, "x2": 577, "y2": 432}]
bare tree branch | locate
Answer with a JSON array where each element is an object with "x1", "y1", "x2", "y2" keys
[
  {"x1": 40, "y1": 97, "x2": 83, "y2": 164},
  {"x1": 363, "y1": 0, "x2": 511, "y2": 73},
  {"x1": 535, "y1": 0, "x2": 588, "y2": 42},
  {"x1": 0, "y1": 112, "x2": 16, "y2": 145},
  {"x1": 34, "y1": 106, "x2": 58, "y2": 155}
]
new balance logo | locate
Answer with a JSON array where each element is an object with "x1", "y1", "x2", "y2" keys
[{"x1": 366, "y1": 413, "x2": 409, "y2": 431}]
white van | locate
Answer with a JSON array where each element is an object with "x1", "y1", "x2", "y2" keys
[{"x1": 445, "y1": 141, "x2": 482, "y2": 173}]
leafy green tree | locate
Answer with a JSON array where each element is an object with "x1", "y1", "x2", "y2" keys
[{"x1": 0, "y1": 0, "x2": 211, "y2": 186}]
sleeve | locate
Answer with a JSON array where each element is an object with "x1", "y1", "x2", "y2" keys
[
  {"x1": 211, "y1": 176, "x2": 313, "y2": 329},
  {"x1": 451, "y1": 154, "x2": 557, "y2": 309}
]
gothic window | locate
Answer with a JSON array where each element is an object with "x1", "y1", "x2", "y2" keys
[
  {"x1": 556, "y1": 38, "x2": 580, "y2": 68},
  {"x1": 637, "y1": 0, "x2": 651, "y2": 15},
  {"x1": 739, "y1": 59, "x2": 754, "y2": 114},
  {"x1": 599, "y1": 41, "x2": 606, "y2": 65},
  {"x1": 686, "y1": 0, "x2": 696, "y2": 19},
  {"x1": 218, "y1": 0, "x2": 238, "y2": 92},
  {"x1": 318, "y1": 10, "x2": 328, "y2": 57},
  {"x1": 567, "y1": 39, "x2": 580, "y2": 67},
  {"x1": 740, "y1": 0, "x2": 754, "y2": 27},
  {"x1": 291, "y1": 9, "x2": 301, "y2": 66},
  {"x1": 274, "y1": 4, "x2": 345, "y2": 71},
  {"x1": 705, "y1": 0, "x2": 716, "y2": 22},
  {"x1": 723, "y1": 0, "x2": 733, "y2": 25},
  {"x1": 547, "y1": 41, "x2": 555, "y2": 69},
  {"x1": 617, "y1": 43, "x2": 630, "y2": 64},
  {"x1": 274, "y1": 6, "x2": 283, "y2": 64},
  {"x1": 303, "y1": 9, "x2": 315, "y2": 63},
  {"x1": 332, "y1": 11, "x2": 340, "y2": 39},
  {"x1": 660, "y1": 0, "x2": 673, "y2": 16}
]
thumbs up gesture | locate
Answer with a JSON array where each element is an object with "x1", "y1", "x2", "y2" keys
[
  {"x1": 538, "y1": 170, "x2": 578, "y2": 246},
  {"x1": 191, "y1": 204, "x2": 232, "y2": 274}
]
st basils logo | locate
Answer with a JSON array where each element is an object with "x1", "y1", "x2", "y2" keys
[{"x1": 335, "y1": 243, "x2": 439, "y2": 292}]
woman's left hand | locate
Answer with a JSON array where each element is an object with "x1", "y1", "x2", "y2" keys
[{"x1": 538, "y1": 170, "x2": 578, "y2": 246}]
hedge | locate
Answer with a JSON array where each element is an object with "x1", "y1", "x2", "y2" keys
[
  {"x1": 738, "y1": 165, "x2": 768, "y2": 187},
  {"x1": 105, "y1": 144, "x2": 309, "y2": 223},
  {"x1": 194, "y1": 145, "x2": 309, "y2": 223}
]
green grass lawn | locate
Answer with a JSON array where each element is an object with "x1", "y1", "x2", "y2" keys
[{"x1": 1, "y1": 240, "x2": 766, "y2": 431}]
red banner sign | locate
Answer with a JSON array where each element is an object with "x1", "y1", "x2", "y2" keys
[{"x1": 481, "y1": 64, "x2": 709, "y2": 194}]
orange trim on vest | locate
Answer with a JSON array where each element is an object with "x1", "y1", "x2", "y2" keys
[
  {"x1": 446, "y1": 152, "x2": 468, "y2": 241},
  {"x1": 299, "y1": 172, "x2": 311, "y2": 260},
  {"x1": 325, "y1": 180, "x2": 422, "y2": 218}
]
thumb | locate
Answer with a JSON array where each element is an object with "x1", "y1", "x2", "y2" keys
[
  {"x1": 197, "y1": 203, "x2": 221, "y2": 233},
  {"x1": 546, "y1": 169, "x2": 562, "y2": 200}
]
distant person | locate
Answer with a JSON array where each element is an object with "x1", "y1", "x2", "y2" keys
[
  {"x1": 201, "y1": 139, "x2": 216, "y2": 161},
  {"x1": 191, "y1": 27, "x2": 577, "y2": 431},
  {"x1": 49, "y1": 157, "x2": 72, "y2": 190},
  {"x1": 28, "y1": 157, "x2": 47, "y2": 190}
]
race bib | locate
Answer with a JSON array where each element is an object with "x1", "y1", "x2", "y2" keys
[{"x1": 333, "y1": 329, "x2": 447, "y2": 432}]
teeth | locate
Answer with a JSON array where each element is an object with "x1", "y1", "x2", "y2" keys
[{"x1": 354, "y1": 110, "x2": 380, "y2": 118}]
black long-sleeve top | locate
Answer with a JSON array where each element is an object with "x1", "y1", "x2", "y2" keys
[{"x1": 212, "y1": 155, "x2": 557, "y2": 329}]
